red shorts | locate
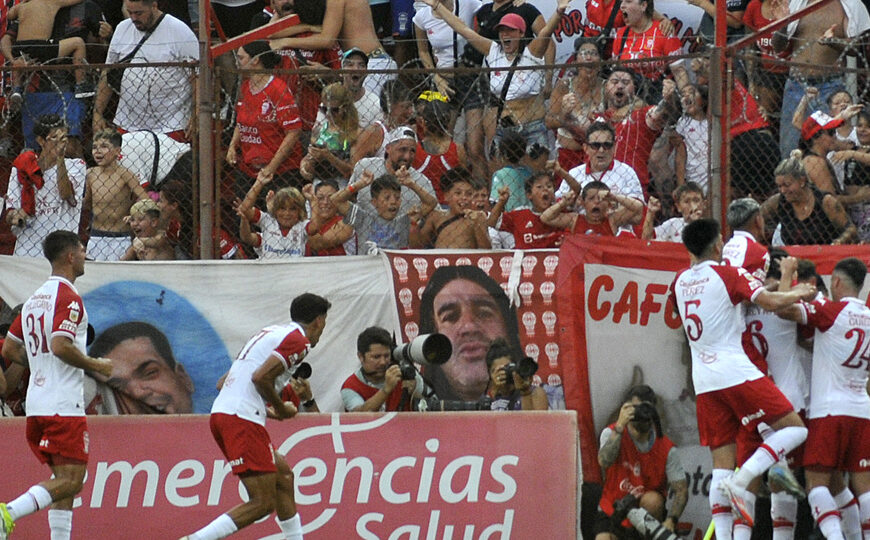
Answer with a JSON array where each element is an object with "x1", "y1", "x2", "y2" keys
[
  {"x1": 26, "y1": 415, "x2": 89, "y2": 465},
  {"x1": 736, "y1": 409, "x2": 806, "y2": 466},
  {"x1": 803, "y1": 415, "x2": 870, "y2": 472},
  {"x1": 210, "y1": 413, "x2": 276, "y2": 475},
  {"x1": 697, "y1": 376, "x2": 794, "y2": 450}
]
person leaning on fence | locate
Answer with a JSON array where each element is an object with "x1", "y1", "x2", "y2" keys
[
  {"x1": 411, "y1": 98, "x2": 467, "y2": 205},
  {"x1": 761, "y1": 150, "x2": 857, "y2": 245},
  {"x1": 421, "y1": 0, "x2": 569, "y2": 151},
  {"x1": 546, "y1": 38, "x2": 605, "y2": 184},
  {"x1": 341, "y1": 326, "x2": 424, "y2": 412},
  {"x1": 267, "y1": 0, "x2": 398, "y2": 100},
  {"x1": 413, "y1": 0, "x2": 488, "y2": 180},
  {"x1": 4, "y1": 115, "x2": 86, "y2": 258},
  {"x1": 771, "y1": 0, "x2": 870, "y2": 160},
  {"x1": 82, "y1": 128, "x2": 148, "y2": 261},
  {"x1": 5, "y1": 0, "x2": 93, "y2": 103},
  {"x1": 301, "y1": 82, "x2": 359, "y2": 185},
  {"x1": 331, "y1": 169, "x2": 438, "y2": 251},
  {"x1": 226, "y1": 40, "x2": 305, "y2": 200},
  {"x1": 420, "y1": 166, "x2": 491, "y2": 249},
  {"x1": 301, "y1": 180, "x2": 357, "y2": 256},
  {"x1": 351, "y1": 78, "x2": 415, "y2": 164},
  {"x1": 92, "y1": 0, "x2": 198, "y2": 141}
]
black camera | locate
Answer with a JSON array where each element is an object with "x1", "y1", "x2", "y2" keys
[
  {"x1": 293, "y1": 362, "x2": 312, "y2": 380},
  {"x1": 502, "y1": 356, "x2": 538, "y2": 382},
  {"x1": 632, "y1": 402, "x2": 657, "y2": 423},
  {"x1": 392, "y1": 333, "x2": 452, "y2": 381},
  {"x1": 422, "y1": 395, "x2": 492, "y2": 411}
]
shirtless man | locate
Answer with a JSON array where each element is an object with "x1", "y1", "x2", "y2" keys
[
  {"x1": 268, "y1": 0, "x2": 397, "y2": 98},
  {"x1": 7, "y1": 0, "x2": 93, "y2": 101},
  {"x1": 772, "y1": 0, "x2": 870, "y2": 157},
  {"x1": 84, "y1": 129, "x2": 148, "y2": 261},
  {"x1": 421, "y1": 167, "x2": 491, "y2": 249}
]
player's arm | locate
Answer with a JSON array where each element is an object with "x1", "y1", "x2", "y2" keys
[
  {"x1": 252, "y1": 354, "x2": 297, "y2": 419},
  {"x1": 753, "y1": 283, "x2": 816, "y2": 313},
  {"x1": 50, "y1": 335, "x2": 113, "y2": 377}
]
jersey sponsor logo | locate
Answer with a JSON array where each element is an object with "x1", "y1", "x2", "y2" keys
[
  {"x1": 60, "y1": 320, "x2": 78, "y2": 333},
  {"x1": 39, "y1": 438, "x2": 50, "y2": 448},
  {"x1": 741, "y1": 409, "x2": 765, "y2": 426},
  {"x1": 68, "y1": 300, "x2": 81, "y2": 322},
  {"x1": 229, "y1": 457, "x2": 245, "y2": 467}
]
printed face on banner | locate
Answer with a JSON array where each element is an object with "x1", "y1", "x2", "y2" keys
[{"x1": 386, "y1": 251, "x2": 566, "y2": 410}]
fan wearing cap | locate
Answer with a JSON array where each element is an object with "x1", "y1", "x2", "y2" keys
[
  {"x1": 120, "y1": 198, "x2": 175, "y2": 260},
  {"x1": 761, "y1": 150, "x2": 856, "y2": 246},
  {"x1": 800, "y1": 111, "x2": 848, "y2": 196},
  {"x1": 349, "y1": 126, "x2": 438, "y2": 219},
  {"x1": 311, "y1": 48, "x2": 384, "y2": 131},
  {"x1": 420, "y1": 0, "x2": 570, "y2": 149},
  {"x1": 268, "y1": 0, "x2": 398, "y2": 99}
]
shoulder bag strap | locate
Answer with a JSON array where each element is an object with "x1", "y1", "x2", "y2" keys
[
  {"x1": 118, "y1": 12, "x2": 167, "y2": 64},
  {"x1": 495, "y1": 51, "x2": 522, "y2": 123}
]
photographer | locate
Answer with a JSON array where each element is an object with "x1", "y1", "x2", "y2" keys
[
  {"x1": 595, "y1": 385, "x2": 688, "y2": 539},
  {"x1": 341, "y1": 327, "x2": 424, "y2": 412},
  {"x1": 485, "y1": 339, "x2": 548, "y2": 411}
]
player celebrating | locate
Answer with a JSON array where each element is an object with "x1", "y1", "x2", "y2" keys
[
  {"x1": 0, "y1": 230, "x2": 113, "y2": 540},
  {"x1": 671, "y1": 219, "x2": 813, "y2": 538},
  {"x1": 182, "y1": 293, "x2": 331, "y2": 540},
  {"x1": 777, "y1": 257, "x2": 870, "y2": 540}
]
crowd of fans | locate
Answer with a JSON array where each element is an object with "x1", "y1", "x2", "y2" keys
[{"x1": 2, "y1": 0, "x2": 870, "y2": 259}]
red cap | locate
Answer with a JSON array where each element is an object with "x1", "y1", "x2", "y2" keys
[
  {"x1": 496, "y1": 13, "x2": 527, "y2": 33},
  {"x1": 801, "y1": 111, "x2": 844, "y2": 141}
]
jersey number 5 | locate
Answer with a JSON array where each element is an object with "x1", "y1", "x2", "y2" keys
[
  {"x1": 844, "y1": 328, "x2": 870, "y2": 371},
  {"x1": 683, "y1": 300, "x2": 703, "y2": 341},
  {"x1": 24, "y1": 313, "x2": 50, "y2": 356}
]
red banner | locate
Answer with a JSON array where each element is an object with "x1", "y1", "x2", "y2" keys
[{"x1": 0, "y1": 412, "x2": 578, "y2": 539}]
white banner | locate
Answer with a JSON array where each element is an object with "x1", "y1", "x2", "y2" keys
[{"x1": 0, "y1": 255, "x2": 399, "y2": 414}]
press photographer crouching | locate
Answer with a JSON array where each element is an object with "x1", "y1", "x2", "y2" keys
[
  {"x1": 595, "y1": 385, "x2": 688, "y2": 540},
  {"x1": 485, "y1": 339, "x2": 548, "y2": 411},
  {"x1": 341, "y1": 327, "x2": 426, "y2": 412}
]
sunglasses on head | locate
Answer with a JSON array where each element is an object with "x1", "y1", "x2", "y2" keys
[
  {"x1": 319, "y1": 105, "x2": 343, "y2": 114},
  {"x1": 587, "y1": 141, "x2": 614, "y2": 150}
]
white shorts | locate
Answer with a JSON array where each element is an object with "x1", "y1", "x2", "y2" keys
[{"x1": 88, "y1": 232, "x2": 131, "y2": 261}]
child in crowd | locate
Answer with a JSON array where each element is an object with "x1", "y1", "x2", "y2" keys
[
  {"x1": 421, "y1": 166, "x2": 491, "y2": 249},
  {"x1": 237, "y1": 176, "x2": 308, "y2": 258},
  {"x1": 671, "y1": 85, "x2": 710, "y2": 195},
  {"x1": 490, "y1": 131, "x2": 531, "y2": 211},
  {"x1": 642, "y1": 182, "x2": 705, "y2": 242},
  {"x1": 488, "y1": 172, "x2": 567, "y2": 249},
  {"x1": 541, "y1": 180, "x2": 643, "y2": 237},
  {"x1": 303, "y1": 179, "x2": 357, "y2": 256},
  {"x1": 84, "y1": 129, "x2": 148, "y2": 260},
  {"x1": 471, "y1": 179, "x2": 514, "y2": 249},
  {"x1": 120, "y1": 199, "x2": 175, "y2": 260},
  {"x1": 331, "y1": 168, "x2": 437, "y2": 251}
]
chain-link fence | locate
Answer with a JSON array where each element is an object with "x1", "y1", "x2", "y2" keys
[{"x1": 3, "y1": 31, "x2": 870, "y2": 259}]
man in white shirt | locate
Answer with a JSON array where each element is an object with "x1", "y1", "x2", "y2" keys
[
  {"x1": 183, "y1": 293, "x2": 330, "y2": 540},
  {"x1": 671, "y1": 219, "x2": 812, "y2": 537},
  {"x1": 0, "y1": 230, "x2": 113, "y2": 540},
  {"x1": 92, "y1": 0, "x2": 199, "y2": 141}
]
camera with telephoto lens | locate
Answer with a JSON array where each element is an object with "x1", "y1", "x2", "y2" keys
[
  {"x1": 421, "y1": 395, "x2": 493, "y2": 411},
  {"x1": 391, "y1": 333, "x2": 452, "y2": 381},
  {"x1": 632, "y1": 401, "x2": 657, "y2": 423},
  {"x1": 502, "y1": 356, "x2": 538, "y2": 382},
  {"x1": 293, "y1": 362, "x2": 312, "y2": 380}
]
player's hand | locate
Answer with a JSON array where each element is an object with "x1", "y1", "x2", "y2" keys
[
  {"x1": 275, "y1": 401, "x2": 298, "y2": 420},
  {"x1": 779, "y1": 256, "x2": 798, "y2": 278},
  {"x1": 92, "y1": 357, "x2": 114, "y2": 378},
  {"x1": 384, "y1": 364, "x2": 402, "y2": 393},
  {"x1": 792, "y1": 282, "x2": 817, "y2": 299}
]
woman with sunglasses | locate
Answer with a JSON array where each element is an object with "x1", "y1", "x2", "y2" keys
[
  {"x1": 226, "y1": 40, "x2": 304, "y2": 198},
  {"x1": 420, "y1": 0, "x2": 570, "y2": 152},
  {"x1": 301, "y1": 83, "x2": 359, "y2": 185}
]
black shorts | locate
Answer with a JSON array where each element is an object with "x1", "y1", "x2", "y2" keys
[
  {"x1": 212, "y1": 1, "x2": 265, "y2": 38},
  {"x1": 593, "y1": 509, "x2": 643, "y2": 540},
  {"x1": 13, "y1": 39, "x2": 59, "y2": 63}
]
